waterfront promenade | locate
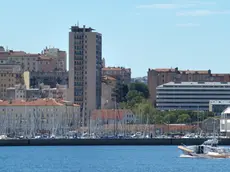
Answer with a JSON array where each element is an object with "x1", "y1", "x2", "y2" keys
[{"x1": 1, "y1": 138, "x2": 230, "y2": 146}]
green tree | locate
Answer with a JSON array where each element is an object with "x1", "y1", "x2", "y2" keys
[
  {"x1": 163, "y1": 113, "x2": 177, "y2": 124},
  {"x1": 129, "y1": 82, "x2": 149, "y2": 99},
  {"x1": 177, "y1": 114, "x2": 191, "y2": 123},
  {"x1": 126, "y1": 90, "x2": 144, "y2": 107},
  {"x1": 132, "y1": 100, "x2": 156, "y2": 124},
  {"x1": 112, "y1": 83, "x2": 129, "y2": 103},
  {"x1": 154, "y1": 114, "x2": 164, "y2": 124}
]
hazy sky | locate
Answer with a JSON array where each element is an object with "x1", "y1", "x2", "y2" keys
[{"x1": 0, "y1": 0, "x2": 229, "y2": 77}]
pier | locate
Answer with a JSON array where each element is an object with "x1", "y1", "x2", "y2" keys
[{"x1": 1, "y1": 138, "x2": 230, "y2": 146}]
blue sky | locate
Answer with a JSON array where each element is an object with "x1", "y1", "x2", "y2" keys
[{"x1": 0, "y1": 0, "x2": 229, "y2": 77}]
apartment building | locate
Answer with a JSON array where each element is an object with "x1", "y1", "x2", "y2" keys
[
  {"x1": 7, "y1": 47, "x2": 67, "y2": 72},
  {"x1": 30, "y1": 71, "x2": 68, "y2": 88},
  {"x1": 43, "y1": 47, "x2": 67, "y2": 71},
  {"x1": 0, "y1": 64, "x2": 26, "y2": 99},
  {"x1": 156, "y1": 82, "x2": 230, "y2": 111},
  {"x1": 0, "y1": 99, "x2": 80, "y2": 136},
  {"x1": 8, "y1": 51, "x2": 39, "y2": 71},
  {"x1": 6, "y1": 84, "x2": 39, "y2": 100},
  {"x1": 209, "y1": 100, "x2": 230, "y2": 115},
  {"x1": 102, "y1": 67, "x2": 131, "y2": 85},
  {"x1": 0, "y1": 46, "x2": 9, "y2": 64},
  {"x1": 69, "y1": 25, "x2": 102, "y2": 126},
  {"x1": 40, "y1": 84, "x2": 68, "y2": 100},
  {"x1": 220, "y1": 107, "x2": 230, "y2": 135},
  {"x1": 6, "y1": 84, "x2": 68, "y2": 101},
  {"x1": 148, "y1": 67, "x2": 230, "y2": 105}
]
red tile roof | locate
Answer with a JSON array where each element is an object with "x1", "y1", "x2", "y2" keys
[
  {"x1": 91, "y1": 109, "x2": 133, "y2": 120},
  {"x1": 102, "y1": 75, "x2": 116, "y2": 81},
  {"x1": 37, "y1": 55, "x2": 53, "y2": 61},
  {"x1": 102, "y1": 67, "x2": 131, "y2": 72},
  {"x1": 0, "y1": 99, "x2": 79, "y2": 107},
  {"x1": 9, "y1": 51, "x2": 39, "y2": 57},
  {"x1": 154, "y1": 68, "x2": 176, "y2": 72},
  {"x1": 154, "y1": 68, "x2": 209, "y2": 74}
]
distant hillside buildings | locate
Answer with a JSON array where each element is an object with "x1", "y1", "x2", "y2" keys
[
  {"x1": 102, "y1": 67, "x2": 131, "y2": 85},
  {"x1": 0, "y1": 46, "x2": 68, "y2": 100},
  {"x1": 131, "y1": 76, "x2": 147, "y2": 84},
  {"x1": 148, "y1": 67, "x2": 230, "y2": 106}
]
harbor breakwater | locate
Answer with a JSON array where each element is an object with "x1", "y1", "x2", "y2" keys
[{"x1": 0, "y1": 138, "x2": 230, "y2": 146}]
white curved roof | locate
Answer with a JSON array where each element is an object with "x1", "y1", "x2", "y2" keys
[{"x1": 222, "y1": 107, "x2": 230, "y2": 114}]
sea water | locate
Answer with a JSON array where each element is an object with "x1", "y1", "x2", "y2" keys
[{"x1": 0, "y1": 146, "x2": 229, "y2": 172}]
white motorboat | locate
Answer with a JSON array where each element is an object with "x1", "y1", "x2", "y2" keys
[{"x1": 178, "y1": 138, "x2": 230, "y2": 158}]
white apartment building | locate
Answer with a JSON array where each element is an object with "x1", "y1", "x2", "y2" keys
[
  {"x1": 69, "y1": 25, "x2": 102, "y2": 126},
  {"x1": 220, "y1": 107, "x2": 230, "y2": 135},
  {"x1": 156, "y1": 82, "x2": 230, "y2": 111},
  {"x1": 0, "y1": 99, "x2": 80, "y2": 136}
]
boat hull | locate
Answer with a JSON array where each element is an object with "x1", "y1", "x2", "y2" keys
[{"x1": 178, "y1": 146, "x2": 230, "y2": 159}]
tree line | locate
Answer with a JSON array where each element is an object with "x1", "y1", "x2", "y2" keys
[{"x1": 112, "y1": 81, "x2": 215, "y2": 124}]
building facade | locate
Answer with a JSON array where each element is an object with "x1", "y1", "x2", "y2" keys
[
  {"x1": 0, "y1": 46, "x2": 10, "y2": 64},
  {"x1": 8, "y1": 51, "x2": 39, "y2": 71},
  {"x1": 156, "y1": 82, "x2": 230, "y2": 111},
  {"x1": 90, "y1": 109, "x2": 136, "y2": 133},
  {"x1": 6, "y1": 84, "x2": 68, "y2": 101},
  {"x1": 43, "y1": 47, "x2": 67, "y2": 71},
  {"x1": 8, "y1": 48, "x2": 67, "y2": 72},
  {"x1": 102, "y1": 67, "x2": 131, "y2": 85},
  {"x1": 29, "y1": 71, "x2": 68, "y2": 88},
  {"x1": 0, "y1": 64, "x2": 26, "y2": 99},
  {"x1": 0, "y1": 99, "x2": 80, "y2": 136},
  {"x1": 69, "y1": 25, "x2": 102, "y2": 126},
  {"x1": 209, "y1": 100, "x2": 230, "y2": 115},
  {"x1": 220, "y1": 107, "x2": 230, "y2": 136},
  {"x1": 201, "y1": 117, "x2": 220, "y2": 134},
  {"x1": 148, "y1": 68, "x2": 230, "y2": 105},
  {"x1": 101, "y1": 76, "x2": 116, "y2": 109}
]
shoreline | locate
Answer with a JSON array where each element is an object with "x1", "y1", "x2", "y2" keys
[{"x1": 0, "y1": 138, "x2": 229, "y2": 146}]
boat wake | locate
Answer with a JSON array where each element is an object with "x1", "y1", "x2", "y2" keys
[
  {"x1": 179, "y1": 154, "x2": 228, "y2": 159},
  {"x1": 179, "y1": 154, "x2": 195, "y2": 158}
]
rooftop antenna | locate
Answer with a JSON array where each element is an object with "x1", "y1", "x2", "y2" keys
[{"x1": 77, "y1": 21, "x2": 79, "y2": 27}]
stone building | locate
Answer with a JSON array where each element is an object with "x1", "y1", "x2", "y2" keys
[{"x1": 102, "y1": 67, "x2": 131, "y2": 85}]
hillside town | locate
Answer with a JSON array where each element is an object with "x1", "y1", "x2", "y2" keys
[{"x1": 0, "y1": 25, "x2": 230, "y2": 139}]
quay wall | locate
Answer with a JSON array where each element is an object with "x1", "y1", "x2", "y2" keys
[{"x1": 0, "y1": 138, "x2": 230, "y2": 146}]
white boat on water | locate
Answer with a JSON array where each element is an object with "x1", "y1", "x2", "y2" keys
[{"x1": 178, "y1": 138, "x2": 230, "y2": 158}]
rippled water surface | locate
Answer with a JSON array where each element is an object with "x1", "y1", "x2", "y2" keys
[{"x1": 0, "y1": 146, "x2": 230, "y2": 172}]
